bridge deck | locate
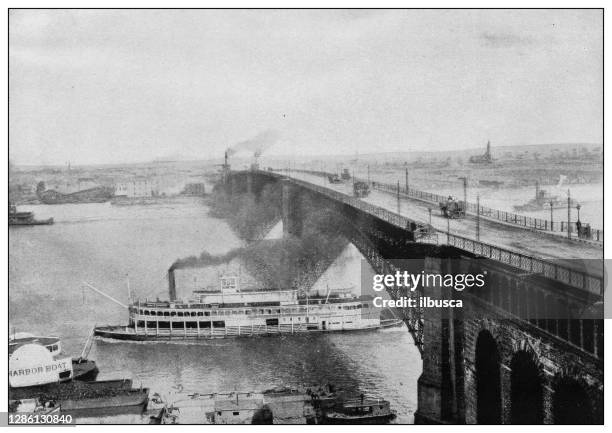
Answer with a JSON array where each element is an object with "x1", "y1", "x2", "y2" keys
[{"x1": 278, "y1": 171, "x2": 603, "y2": 284}]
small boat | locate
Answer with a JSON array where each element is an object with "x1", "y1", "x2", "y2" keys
[
  {"x1": 9, "y1": 332, "x2": 99, "y2": 386},
  {"x1": 148, "y1": 393, "x2": 174, "y2": 424},
  {"x1": 514, "y1": 182, "x2": 578, "y2": 212},
  {"x1": 323, "y1": 397, "x2": 396, "y2": 424},
  {"x1": 149, "y1": 405, "x2": 179, "y2": 424},
  {"x1": 9, "y1": 397, "x2": 61, "y2": 415},
  {"x1": 9, "y1": 205, "x2": 53, "y2": 226}
]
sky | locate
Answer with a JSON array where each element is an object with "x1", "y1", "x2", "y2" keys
[{"x1": 9, "y1": 9, "x2": 603, "y2": 166}]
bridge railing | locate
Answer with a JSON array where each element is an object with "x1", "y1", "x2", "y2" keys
[
  {"x1": 271, "y1": 167, "x2": 603, "y2": 242},
  {"x1": 368, "y1": 178, "x2": 603, "y2": 242},
  {"x1": 262, "y1": 169, "x2": 604, "y2": 296},
  {"x1": 445, "y1": 233, "x2": 603, "y2": 296},
  {"x1": 288, "y1": 176, "x2": 427, "y2": 231}
]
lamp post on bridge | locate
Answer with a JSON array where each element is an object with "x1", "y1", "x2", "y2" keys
[
  {"x1": 476, "y1": 194, "x2": 480, "y2": 241},
  {"x1": 396, "y1": 180, "x2": 401, "y2": 214},
  {"x1": 549, "y1": 200, "x2": 554, "y2": 231},
  {"x1": 576, "y1": 203, "x2": 582, "y2": 238},
  {"x1": 567, "y1": 189, "x2": 571, "y2": 239},
  {"x1": 458, "y1": 176, "x2": 468, "y2": 211}
]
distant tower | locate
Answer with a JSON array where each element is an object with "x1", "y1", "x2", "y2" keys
[
  {"x1": 469, "y1": 140, "x2": 493, "y2": 164},
  {"x1": 222, "y1": 149, "x2": 231, "y2": 184}
]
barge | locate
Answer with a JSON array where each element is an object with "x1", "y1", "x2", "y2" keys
[{"x1": 10, "y1": 378, "x2": 149, "y2": 416}]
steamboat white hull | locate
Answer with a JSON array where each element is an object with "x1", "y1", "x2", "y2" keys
[{"x1": 94, "y1": 319, "x2": 402, "y2": 341}]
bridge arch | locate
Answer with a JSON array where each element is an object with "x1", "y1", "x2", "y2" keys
[
  {"x1": 304, "y1": 202, "x2": 427, "y2": 350},
  {"x1": 510, "y1": 349, "x2": 544, "y2": 424},
  {"x1": 552, "y1": 375, "x2": 593, "y2": 424},
  {"x1": 475, "y1": 329, "x2": 502, "y2": 424}
]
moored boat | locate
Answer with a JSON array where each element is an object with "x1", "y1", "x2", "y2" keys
[
  {"x1": 10, "y1": 377, "x2": 134, "y2": 401},
  {"x1": 58, "y1": 388, "x2": 149, "y2": 417},
  {"x1": 9, "y1": 205, "x2": 53, "y2": 226},
  {"x1": 9, "y1": 397, "x2": 62, "y2": 415},
  {"x1": 9, "y1": 333, "x2": 99, "y2": 386},
  {"x1": 10, "y1": 378, "x2": 149, "y2": 417},
  {"x1": 323, "y1": 397, "x2": 396, "y2": 424}
]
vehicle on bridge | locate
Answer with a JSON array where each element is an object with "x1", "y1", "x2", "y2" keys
[
  {"x1": 439, "y1": 196, "x2": 466, "y2": 219},
  {"x1": 341, "y1": 169, "x2": 351, "y2": 181},
  {"x1": 353, "y1": 181, "x2": 370, "y2": 198},
  {"x1": 414, "y1": 223, "x2": 438, "y2": 242},
  {"x1": 327, "y1": 174, "x2": 342, "y2": 184}
]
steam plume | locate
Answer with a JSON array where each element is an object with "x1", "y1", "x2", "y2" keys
[{"x1": 227, "y1": 129, "x2": 280, "y2": 158}]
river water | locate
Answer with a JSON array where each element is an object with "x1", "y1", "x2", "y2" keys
[{"x1": 9, "y1": 198, "x2": 421, "y2": 424}]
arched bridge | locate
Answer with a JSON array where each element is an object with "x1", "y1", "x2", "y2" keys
[{"x1": 224, "y1": 169, "x2": 604, "y2": 425}]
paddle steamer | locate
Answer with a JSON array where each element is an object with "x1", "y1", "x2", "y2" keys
[{"x1": 94, "y1": 276, "x2": 399, "y2": 341}]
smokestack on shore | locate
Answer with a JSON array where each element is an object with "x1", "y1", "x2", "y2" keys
[{"x1": 168, "y1": 268, "x2": 177, "y2": 300}]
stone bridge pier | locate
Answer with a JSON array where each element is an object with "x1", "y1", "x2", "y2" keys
[
  {"x1": 414, "y1": 256, "x2": 603, "y2": 425},
  {"x1": 281, "y1": 179, "x2": 303, "y2": 238}
]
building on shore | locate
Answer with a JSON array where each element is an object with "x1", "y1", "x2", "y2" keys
[
  {"x1": 181, "y1": 182, "x2": 206, "y2": 196},
  {"x1": 114, "y1": 177, "x2": 160, "y2": 198}
]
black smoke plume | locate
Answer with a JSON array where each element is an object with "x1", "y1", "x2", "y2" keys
[
  {"x1": 170, "y1": 186, "x2": 348, "y2": 291},
  {"x1": 226, "y1": 129, "x2": 280, "y2": 158}
]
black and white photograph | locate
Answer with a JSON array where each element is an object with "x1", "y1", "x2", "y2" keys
[{"x1": 6, "y1": 7, "x2": 605, "y2": 426}]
